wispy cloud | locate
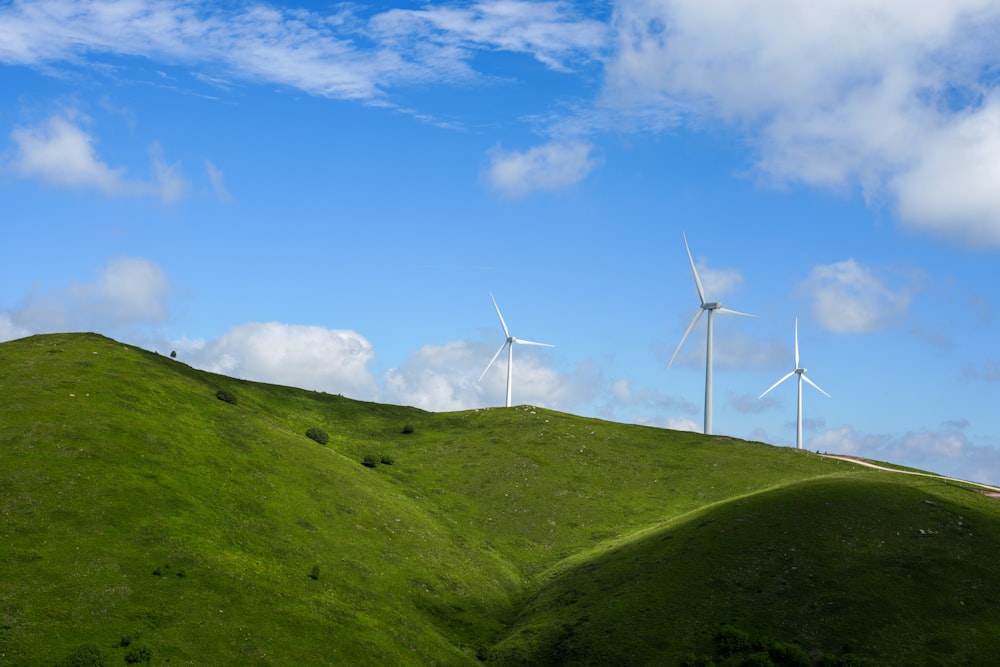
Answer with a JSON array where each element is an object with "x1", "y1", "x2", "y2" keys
[
  {"x1": 7, "y1": 112, "x2": 187, "y2": 202},
  {"x1": 205, "y1": 159, "x2": 233, "y2": 203},
  {"x1": 0, "y1": 0, "x2": 607, "y2": 101}
]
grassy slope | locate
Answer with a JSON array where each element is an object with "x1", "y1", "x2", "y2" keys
[{"x1": 1, "y1": 333, "x2": 998, "y2": 666}]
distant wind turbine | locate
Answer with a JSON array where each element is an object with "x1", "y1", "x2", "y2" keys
[
  {"x1": 668, "y1": 232, "x2": 757, "y2": 435},
  {"x1": 759, "y1": 319, "x2": 830, "y2": 449},
  {"x1": 479, "y1": 292, "x2": 553, "y2": 408}
]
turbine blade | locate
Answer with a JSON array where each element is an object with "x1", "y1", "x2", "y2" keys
[
  {"x1": 489, "y1": 292, "x2": 510, "y2": 338},
  {"x1": 683, "y1": 232, "x2": 707, "y2": 306},
  {"x1": 513, "y1": 338, "x2": 553, "y2": 347},
  {"x1": 668, "y1": 308, "x2": 704, "y2": 368},
  {"x1": 794, "y1": 318, "x2": 800, "y2": 369},
  {"x1": 759, "y1": 370, "x2": 796, "y2": 398},
  {"x1": 802, "y1": 373, "x2": 831, "y2": 398},
  {"x1": 479, "y1": 341, "x2": 509, "y2": 381},
  {"x1": 716, "y1": 307, "x2": 758, "y2": 318}
]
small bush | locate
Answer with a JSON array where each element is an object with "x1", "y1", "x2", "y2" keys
[
  {"x1": 380, "y1": 454, "x2": 395, "y2": 465},
  {"x1": 716, "y1": 626, "x2": 753, "y2": 657},
  {"x1": 309, "y1": 564, "x2": 320, "y2": 580},
  {"x1": 124, "y1": 647, "x2": 152, "y2": 664},
  {"x1": 306, "y1": 427, "x2": 329, "y2": 445},
  {"x1": 362, "y1": 454, "x2": 379, "y2": 468},
  {"x1": 215, "y1": 389, "x2": 237, "y2": 405},
  {"x1": 768, "y1": 641, "x2": 810, "y2": 667},
  {"x1": 57, "y1": 645, "x2": 105, "y2": 667},
  {"x1": 401, "y1": 424, "x2": 415, "y2": 434}
]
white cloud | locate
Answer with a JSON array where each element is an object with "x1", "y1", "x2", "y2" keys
[
  {"x1": 3, "y1": 257, "x2": 171, "y2": 334},
  {"x1": 604, "y1": 0, "x2": 1000, "y2": 246},
  {"x1": 486, "y1": 141, "x2": 598, "y2": 196},
  {"x1": 10, "y1": 112, "x2": 127, "y2": 194},
  {"x1": 890, "y1": 95, "x2": 1000, "y2": 247},
  {"x1": 88, "y1": 257, "x2": 171, "y2": 325},
  {"x1": 8, "y1": 112, "x2": 187, "y2": 202},
  {"x1": 0, "y1": 313, "x2": 30, "y2": 343},
  {"x1": 800, "y1": 259, "x2": 912, "y2": 333},
  {"x1": 384, "y1": 338, "x2": 582, "y2": 411},
  {"x1": 383, "y1": 341, "x2": 487, "y2": 411},
  {"x1": 692, "y1": 261, "x2": 743, "y2": 300},
  {"x1": 178, "y1": 322, "x2": 379, "y2": 400}
]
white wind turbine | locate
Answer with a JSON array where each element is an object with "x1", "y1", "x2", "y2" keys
[
  {"x1": 668, "y1": 232, "x2": 757, "y2": 435},
  {"x1": 479, "y1": 293, "x2": 553, "y2": 408},
  {"x1": 759, "y1": 319, "x2": 830, "y2": 449}
]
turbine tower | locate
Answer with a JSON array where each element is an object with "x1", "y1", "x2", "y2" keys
[
  {"x1": 479, "y1": 292, "x2": 553, "y2": 408},
  {"x1": 759, "y1": 319, "x2": 830, "y2": 449},
  {"x1": 668, "y1": 232, "x2": 757, "y2": 435}
]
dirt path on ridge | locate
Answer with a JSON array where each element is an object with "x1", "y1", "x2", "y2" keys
[{"x1": 818, "y1": 454, "x2": 1000, "y2": 496}]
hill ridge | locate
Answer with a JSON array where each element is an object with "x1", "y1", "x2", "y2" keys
[{"x1": 3, "y1": 332, "x2": 1000, "y2": 665}]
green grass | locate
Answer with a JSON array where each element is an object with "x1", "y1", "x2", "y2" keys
[{"x1": 1, "y1": 333, "x2": 998, "y2": 665}]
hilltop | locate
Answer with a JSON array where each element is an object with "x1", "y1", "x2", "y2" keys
[{"x1": 2, "y1": 333, "x2": 1000, "y2": 665}]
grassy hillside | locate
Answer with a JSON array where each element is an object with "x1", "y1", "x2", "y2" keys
[{"x1": 1, "y1": 333, "x2": 998, "y2": 665}]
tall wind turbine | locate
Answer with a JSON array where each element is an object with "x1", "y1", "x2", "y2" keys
[
  {"x1": 668, "y1": 232, "x2": 757, "y2": 435},
  {"x1": 759, "y1": 319, "x2": 830, "y2": 449},
  {"x1": 479, "y1": 293, "x2": 553, "y2": 408}
]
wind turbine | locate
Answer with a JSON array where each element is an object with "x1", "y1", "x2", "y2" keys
[
  {"x1": 668, "y1": 232, "x2": 757, "y2": 435},
  {"x1": 479, "y1": 292, "x2": 553, "y2": 408},
  {"x1": 759, "y1": 319, "x2": 830, "y2": 449}
]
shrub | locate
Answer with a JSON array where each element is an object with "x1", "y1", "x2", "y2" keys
[
  {"x1": 309, "y1": 564, "x2": 320, "y2": 580},
  {"x1": 362, "y1": 454, "x2": 379, "y2": 468},
  {"x1": 215, "y1": 389, "x2": 237, "y2": 405},
  {"x1": 741, "y1": 652, "x2": 775, "y2": 667},
  {"x1": 306, "y1": 427, "x2": 329, "y2": 445},
  {"x1": 716, "y1": 626, "x2": 753, "y2": 657},
  {"x1": 380, "y1": 454, "x2": 395, "y2": 465},
  {"x1": 401, "y1": 424, "x2": 415, "y2": 434},
  {"x1": 124, "y1": 647, "x2": 152, "y2": 664},
  {"x1": 57, "y1": 645, "x2": 105, "y2": 667},
  {"x1": 768, "y1": 641, "x2": 810, "y2": 667}
]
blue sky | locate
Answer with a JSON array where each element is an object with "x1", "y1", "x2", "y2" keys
[{"x1": 3, "y1": 0, "x2": 1000, "y2": 484}]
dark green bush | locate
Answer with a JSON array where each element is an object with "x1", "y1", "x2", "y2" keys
[
  {"x1": 716, "y1": 625, "x2": 753, "y2": 657},
  {"x1": 362, "y1": 454, "x2": 379, "y2": 468},
  {"x1": 215, "y1": 389, "x2": 237, "y2": 405},
  {"x1": 309, "y1": 564, "x2": 320, "y2": 580},
  {"x1": 57, "y1": 645, "x2": 105, "y2": 667},
  {"x1": 401, "y1": 424, "x2": 415, "y2": 434},
  {"x1": 306, "y1": 427, "x2": 329, "y2": 445},
  {"x1": 741, "y1": 651, "x2": 775, "y2": 666},
  {"x1": 769, "y1": 641, "x2": 810, "y2": 666},
  {"x1": 124, "y1": 646, "x2": 152, "y2": 664},
  {"x1": 380, "y1": 454, "x2": 394, "y2": 465}
]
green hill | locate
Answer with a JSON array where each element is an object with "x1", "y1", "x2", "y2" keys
[{"x1": 2, "y1": 333, "x2": 999, "y2": 666}]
